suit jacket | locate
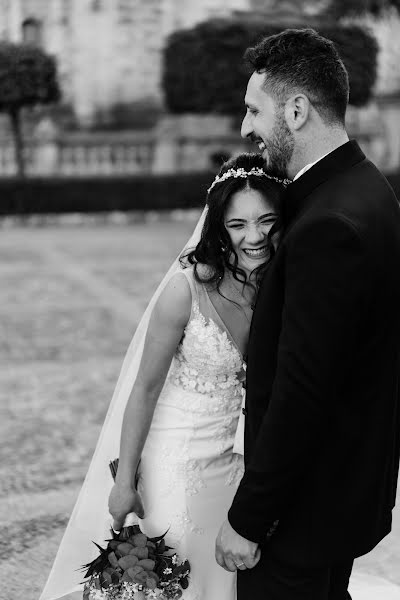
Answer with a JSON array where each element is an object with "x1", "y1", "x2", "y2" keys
[{"x1": 228, "y1": 140, "x2": 400, "y2": 567}]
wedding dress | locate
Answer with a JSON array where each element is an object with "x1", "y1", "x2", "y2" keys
[
  {"x1": 39, "y1": 231, "x2": 246, "y2": 600},
  {"x1": 137, "y1": 266, "x2": 245, "y2": 600}
]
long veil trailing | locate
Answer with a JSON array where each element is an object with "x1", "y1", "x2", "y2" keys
[{"x1": 40, "y1": 207, "x2": 207, "y2": 600}]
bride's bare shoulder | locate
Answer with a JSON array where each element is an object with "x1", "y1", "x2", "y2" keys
[{"x1": 153, "y1": 271, "x2": 192, "y2": 327}]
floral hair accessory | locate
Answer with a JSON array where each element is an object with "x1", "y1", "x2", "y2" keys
[{"x1": 207, "y1": 167, "x2": 291, "y2": 194}]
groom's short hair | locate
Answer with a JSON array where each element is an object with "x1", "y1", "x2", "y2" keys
[{"x1": 245, "y1": 28, "x2": 349, "y2": 125}]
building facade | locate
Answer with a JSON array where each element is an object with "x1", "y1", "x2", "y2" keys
[{"x1": 0, "y1": 0, "x2": 249, "y2": 125}]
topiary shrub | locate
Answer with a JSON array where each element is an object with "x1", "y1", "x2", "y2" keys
[
  {"x1": 0, "y1": 41, "x2": 61, "y2": 176},
  {"x1": 163, "y1": 18, "x2": 378, "y2": 115},
  {"x1": 342, "y1": 7, "x2": 400, "y2": 96}
]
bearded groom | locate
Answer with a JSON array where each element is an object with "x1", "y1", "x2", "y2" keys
[{"x1": 216, "y1": 28, "x2": 400, "y2": 600}]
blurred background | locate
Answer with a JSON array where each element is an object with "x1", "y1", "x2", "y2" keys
[
  {"x1": 0, "y1": 1, "x2": 399, "y2": 599},
  {"x1": 0, "y1": 0, "x2": 399, "y2": 207}
]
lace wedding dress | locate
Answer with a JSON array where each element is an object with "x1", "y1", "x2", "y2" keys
[{"x1": 136, "y1": 267, "x2": 245, "y2": 600}]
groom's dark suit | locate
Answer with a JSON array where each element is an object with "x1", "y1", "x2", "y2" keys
[{"x1": 228, "y1": 140, "x2": 400, "y2": 598}]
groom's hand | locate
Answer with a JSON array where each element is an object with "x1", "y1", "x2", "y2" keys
[{"x1": 215, "y1": 519, "x2": 260, "y2": 572}]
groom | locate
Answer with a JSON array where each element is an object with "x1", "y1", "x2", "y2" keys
[{"x1": 216, "y1": 28, "x2": 400, "y2": 598}]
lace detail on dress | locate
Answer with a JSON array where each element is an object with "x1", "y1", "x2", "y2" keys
[
  {"x1": 226, "y1": 453, "x2": 245, "y2": 487},
  {"x1": 157, "y1": 442, "x2": 206, "y2": 498},
  {"x1": 215, "y1": 414, "x2": 240, "y2": 455},
  {"x1": 157, "y1": 441, "x2": 189, "y2": 499},
  {"x1": 168, "y1": 302, "x2": 244, "y2": 408},
  {"x1": 169, "y1": 507, "x2": 205, "y2": 544},
  {"x1": 184, "y1": 458, "x2": 207, "y2": 496}
]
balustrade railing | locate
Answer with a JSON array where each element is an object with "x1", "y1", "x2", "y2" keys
[{"x1": 0, "y1": 139, "x2": 155, "y2": 177}]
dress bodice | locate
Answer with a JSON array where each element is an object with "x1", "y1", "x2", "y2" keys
[{"x1": 163, "y1": 268, "x2": 245, "y2": 410}]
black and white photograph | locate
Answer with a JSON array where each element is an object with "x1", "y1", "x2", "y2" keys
[{"x1": 0, "y1": 1, "x2": 400, "y2": 599}]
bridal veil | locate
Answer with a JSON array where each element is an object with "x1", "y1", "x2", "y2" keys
[{"x1": 39, "y1": 208, "x2": 207, "y2": 600}]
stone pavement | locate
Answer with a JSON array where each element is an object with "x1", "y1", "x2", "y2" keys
[
  {"x1": 0, "y1": 219, "x2": 195, "y2": 600},
  {"x1": 0, "y1": 218, "x2": 398, "y2": 600},
  {"x1": 349, "y1": 572, "x2": 400, "y2": 599}
]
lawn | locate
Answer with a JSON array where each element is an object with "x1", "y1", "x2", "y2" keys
[{"x1": 0, "y1": 215, "x2": 399, "y2": 600}]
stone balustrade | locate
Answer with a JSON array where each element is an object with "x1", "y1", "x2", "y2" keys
[
  {"x1": 0, "y1": 139, "x2": 155, "y2": 177},
  {"x1": 0, "y1": 102, "x2": 399, "y2": 178}
]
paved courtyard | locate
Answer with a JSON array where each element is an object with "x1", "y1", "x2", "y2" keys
[{"x1": 0, "y1": 216, "x2": 398, "y2": 600}]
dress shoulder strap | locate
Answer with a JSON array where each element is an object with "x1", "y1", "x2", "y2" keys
[
  {"x1": 178, "y1": 266, "x2": 219, "y2": 320},
  {"x1": 175, "y1": 267, "x2": 200, "y2": 317}
]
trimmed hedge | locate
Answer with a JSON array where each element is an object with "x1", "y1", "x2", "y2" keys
[
  {"x1": 0, "y1": 173, "x2": 214, "y2": 215},
  {"x1": 0, "y1": 170, "x2": 399, "y2": 215},
  {"x1": 163, "y1": 18, "x2": 378, "y2": 115}
]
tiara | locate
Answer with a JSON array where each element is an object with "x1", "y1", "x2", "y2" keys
[{"x1": 207, "y1": 167, "x2": 291, "y2": 194}]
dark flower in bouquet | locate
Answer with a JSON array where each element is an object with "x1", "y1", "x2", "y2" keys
[{"x1": 81, "y1": 460, "x2": 190, "y2": 599}]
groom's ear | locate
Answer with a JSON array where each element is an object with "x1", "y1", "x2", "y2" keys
[{"x1": 284, "y1": 94, "x2": 310, "y2": 131}]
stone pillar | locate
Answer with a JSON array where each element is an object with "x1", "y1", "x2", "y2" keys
[
  {"x1": 152, "y1": 116, "x2": 180, "y2": 173},
  {"x1": 346, "y1": 99, "x2": 400, "y2": 173},
  {"x1": 153, "y1": 114, "x2": 235, "y2": 173},
  {"x1": 375, "y1": 95, "x2": 400, "y2": 173},
  {"x1": 33, "y1": 117, "x2": 59, "y2": 175}
]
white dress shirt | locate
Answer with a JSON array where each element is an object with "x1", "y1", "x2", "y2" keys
[{"x1": 293, "y1": 151, "x2": 331, "y2": 181}]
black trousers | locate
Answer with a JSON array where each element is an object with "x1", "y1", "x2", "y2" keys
[{"x1": 237, "y1": 551, "x2": 353, "y2": 600}]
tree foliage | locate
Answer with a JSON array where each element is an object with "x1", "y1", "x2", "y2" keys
[
  {"x1": 0, "y1": 42, "x2": 60, "y2": 177},
  {"x1": 163, "y1": 18, "x2": 378, "y2": 115}
]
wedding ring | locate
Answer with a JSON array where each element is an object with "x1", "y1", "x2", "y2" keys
[{"x1": 236, "y1": 562, "x2": 245, "y2": 568}]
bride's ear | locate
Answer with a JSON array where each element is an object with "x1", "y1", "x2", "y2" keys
[{"x1": 284, "y1": 94, "x2": 310, "y2": 131}]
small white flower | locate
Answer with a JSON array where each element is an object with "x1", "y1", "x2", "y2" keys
[
  {"x1": 90, "y1": 591, "x2": 105, "y2": 600},
  {"x1": 163, "y1": 567, "x2": 173, "y2": 575}
]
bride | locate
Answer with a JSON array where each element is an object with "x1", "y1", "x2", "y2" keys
[{"x1": 39, "y1": 152, "x2": 288, "y2": 600}]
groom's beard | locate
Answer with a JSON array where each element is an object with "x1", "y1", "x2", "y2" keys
[{"x1": 263, "y1": 111, "x2": 294, "y2": 180}]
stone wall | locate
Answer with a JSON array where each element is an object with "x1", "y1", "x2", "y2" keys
[{"x1": 0, "y1": 0, "x2": 251, "y2": 126}]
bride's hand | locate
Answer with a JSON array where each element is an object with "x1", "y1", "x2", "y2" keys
[{"x1": 108, "y1": 482, "x2": 145, "y2": 530}]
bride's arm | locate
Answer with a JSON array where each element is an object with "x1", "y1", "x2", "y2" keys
[{"x1": 109, "y1": 272, "x2": 191, "y2": 527}]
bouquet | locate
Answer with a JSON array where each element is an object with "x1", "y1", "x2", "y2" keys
[{"x1": 81, "y1": 460, "x2": 190, "y2": 600}]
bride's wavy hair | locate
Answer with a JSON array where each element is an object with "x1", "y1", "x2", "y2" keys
[{"x1": 180, "y1": 152, "x2": 286, "y2": 293}]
